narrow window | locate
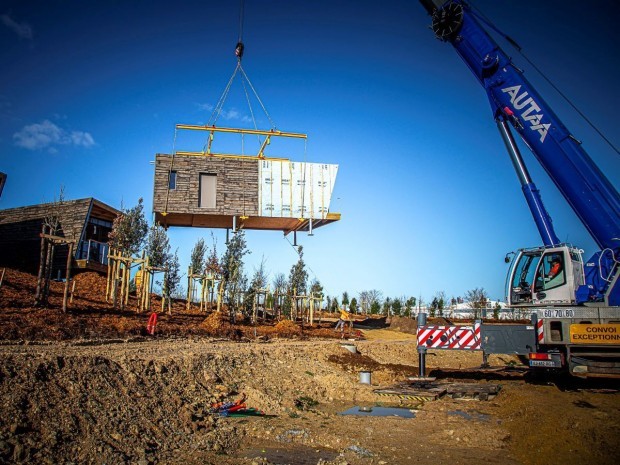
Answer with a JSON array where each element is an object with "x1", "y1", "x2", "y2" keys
[
  {"x1": 199, "y1": 173, "x2": 217, "y2": 208},
  {"x1": 168, "y1": 171, "x2": 177, "y2": 190}
]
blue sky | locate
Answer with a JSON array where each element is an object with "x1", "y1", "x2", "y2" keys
[{"x1": 1, "y1": 1, "x2": 619, "y2": 305}]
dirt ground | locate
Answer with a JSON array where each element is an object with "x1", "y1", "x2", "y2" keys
[{"x1": 0, "y1": 268, "x2": 619, "y2": 465}]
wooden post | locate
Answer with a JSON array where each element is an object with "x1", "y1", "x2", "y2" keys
[
  {"x1": 119, "y1": 263, "x2": 125, "y2": 311},
  {"x1": 124, "y1": 261, "x2": 131, "y2": 307},
  {"x1": 186, "y1": 266, "x2": 192, "y2": 311},
  {"x1": 70, "y1": 279, "x2": 76, "y2": 304},
  {"x1": 105, "y1": 248, "x2": 113, "y2": 302},
  {"x1": 43, "y1": 241, "x2": 55, "y2": 306},
  {"x1": 166, "y1": 270, "x2": 172, "y2": 315},
  {"x1": 0, "y1": 268, "x2": 5, "y2": 291},
  {"x1": 35, "y1": 224, "x2": 48, "y2": 304},
  {"x1": 62, "y1": 242, "x2": 73, "y2": 312},
  {"x1": 216, "y1": 280, "x2": 224, "y2": 314}
]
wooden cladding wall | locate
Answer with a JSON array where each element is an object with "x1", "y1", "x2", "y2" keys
[
  {"x1": 0, "y1": 199, "x2": 92, "y2": 275},
  {"x1": 153, "y1": 154, "x2": 259, "y2": 217}
]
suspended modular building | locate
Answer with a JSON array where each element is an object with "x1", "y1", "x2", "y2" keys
[{"x1": 153, "y1": 125, "x2": 340, "y2": 234}]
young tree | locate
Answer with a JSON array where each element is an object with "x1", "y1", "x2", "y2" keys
[
  {"x1": 434, "y1": 291, "x2": 446, "y2": 317},
  {"x1": 37, "y1": 186, "x2": 73, "y2": 306},
  {"x1": 330, "y1": 297, "x2": 339, "y2": 312},
  {"x1": 341, "y1": 291, "x2": 350, "y2": 310},
  {"x1": 360, "y1": 289, "x2": 383, "y2": 315},
  {"x1": 145, "y1": 223, "x2": 181, "y2": 313},
  {"x1": 465, "y1": 287, "x2": 489, "y2": 319},
  {"x1": 349, "y1": 297, "x2": 358, "y2": 314},
  {"x1": 108, "y1": 198, "x2": 148, "y2": 257},
  {"x1": 391, "y1": 297, "x2": 402, "y2": 316},
  {"x1": 493, "y1": 301, "x2": 502, "y2": 320},
  {"x1": 205, "y1": 233, "x2": 221, "y2": 276},
  {"x1": 246, "y1": 258, "x2": 269, "y2": 317},
  {"x1": 190, "y1": 238, "x2": 207, "y2": 275},
  {"x1": 405, "y1": 296, "x2": 417, "y2": 317},
  {"x1": 382, "y1": 297, "x2": 392, "y2": 316},
  {"x1": 221, "y1": 230, "x2": 250, "y2": 313},
  {"x1": 288, "y1": 246, "x2": 308, "y2": 297},
  {"x1": 43, "y1": 185, "x2": 68, "y2": 236},
  {"x1": 370, "y1": 300, "x2": 381, "y2": 315},
  {"x1": 145, "y1": 223, "x2": 170, "y2": 268},
  {"x1": 272, "y1": 272, "x2": 287, "y2": 317},
  {"x1": 164, "y1": 248, "x2": 181, "y2": 312}
]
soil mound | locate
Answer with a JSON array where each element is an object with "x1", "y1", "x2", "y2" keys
[
  {"x1": 272, "y1": 320, "x2": 302, "y2": 337},
  {"x1": 200, "y1": 312, "x2": 240, "y2": 339}
]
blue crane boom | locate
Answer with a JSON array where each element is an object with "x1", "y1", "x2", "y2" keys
[{"x1": 420, "y1": 0, "x2": 620, "y2": 305}]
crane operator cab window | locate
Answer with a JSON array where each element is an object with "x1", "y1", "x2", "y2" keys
[
  {"x1": 510, "y1": 252, "x2": 542, "y2": 304},
  {"x1": 535, "y1": 253, "x2": 566, "y2": 291},
  {"x1": 509, "y1": 248, "x2": 575, "y2": 305}
]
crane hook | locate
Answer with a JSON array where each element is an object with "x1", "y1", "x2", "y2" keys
[{"x1": 235, "y1": 41, "x2": 244, "y2": 61}]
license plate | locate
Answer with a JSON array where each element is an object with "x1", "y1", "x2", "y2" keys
[
  {"x1": 530, "y1": 360, "x2": 557, "y2": 368},
  {"x1": 538, "y1": 309, "x2": 575, "y2": 318}
]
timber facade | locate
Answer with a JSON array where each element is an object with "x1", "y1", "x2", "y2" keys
[
  {"x1": 153, "y1": 153, "x2": 259, "y2": 220},
  {"x1": 0, "y1": 198, "x2": 119, "y2": 277}
]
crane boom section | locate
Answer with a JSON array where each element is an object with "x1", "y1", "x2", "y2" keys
[{"x1": 429, "y1": 1, "x2": 620, "y2": 253}]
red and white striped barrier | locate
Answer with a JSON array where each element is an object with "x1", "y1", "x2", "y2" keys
[
  {"x1": 536, "y1": 318, "x2": 544, "y2": 343},
  {"x1": 417, "y1": 322, "x2": 481, "y2": 350}
]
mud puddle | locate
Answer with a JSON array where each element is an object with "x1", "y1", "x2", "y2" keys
[
  {"x1": 447, "y1": 409, "x2": 490, "y2": 422},
  {"x1": 339, "y1": 405, "x2": 416, "y2": 418},
  {"x1": 240, "y1": 442, "x2": 338, "y2": 465}
]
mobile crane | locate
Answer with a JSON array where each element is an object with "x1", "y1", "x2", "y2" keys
[{"x1": 419, "y1": 0, "x2": 620, "y2": 377}]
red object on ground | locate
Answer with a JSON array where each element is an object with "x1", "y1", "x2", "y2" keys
[
  {"x1": 146, "y1": 312, "x2": 158, "y2": 335},
  {"x1": 226, "y1": 403, "x2": 247, "y2": 413}
]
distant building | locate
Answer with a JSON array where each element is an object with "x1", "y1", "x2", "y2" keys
[
  {"x1": 447, "y1": 300, "x2": 513, "y2": 320},
  {"x1": 0, "y1": 198, "x2": 119, "y2": 277}
]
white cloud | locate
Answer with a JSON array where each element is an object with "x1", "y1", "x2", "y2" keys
[
  {"x1": 70, "y1": 131, "x2": 95, "y2": 147},
  {"x1": 196, "y1": 102, "x2": 214, "y2": 111},
  {"x1": 1, "y1": 14, "x2": 33, "y2": 40},
  {"x1": 196, "y1": 103, "x2": 251, "y2": 123},
  {"x1": 13, "y1": 120, "x2": 96, "y2": 151}
]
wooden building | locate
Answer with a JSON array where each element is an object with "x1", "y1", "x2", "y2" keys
[
  {"x1": 153, "y1": 153, "x2": 340, "y2": 234},
  {"x1": 0, "y1": 198, "x2": 120, "y2": 277}
]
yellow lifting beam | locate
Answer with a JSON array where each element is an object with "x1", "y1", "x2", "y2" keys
[
  {"x1": 176, "y1": 124, "x2": 306, "y2": 159},
  {"x1": 175, "y1": 150, "x2": 289, "y2": 162},
  {"x1": 176, "y1": 124, "x2": 307, "y2": 139}
]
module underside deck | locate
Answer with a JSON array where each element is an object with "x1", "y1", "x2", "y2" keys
[{"x1": 154, "y1": 212, "x2": 340, "y2": 235}]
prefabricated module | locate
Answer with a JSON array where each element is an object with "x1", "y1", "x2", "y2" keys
[{"x1": 153, "y1": 125, "x2": 340, "y2": 235}]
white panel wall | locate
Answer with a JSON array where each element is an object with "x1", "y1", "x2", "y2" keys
[{"x1": 259, "y1": 160, "x2": 338, "y2": 219}]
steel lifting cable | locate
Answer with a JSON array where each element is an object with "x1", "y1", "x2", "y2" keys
[
  {"x1": 207, "y1": 63, "x2": 241, "y2": 129},
  {"x1": 300, "y1": 138, "x2": 308, "y2": 220},
  {"x1": 238, "y1": 65, "x2": 277, "y2": 130},
  {"x1": 470, "y1": 4, "x2": 619, "y2": 156},
  {"x1": 241, "y1": 132, "x2": 248, "y2": 218},
  {"x1": 240, "y1": 70, "x2": 262, "y2": 147}
]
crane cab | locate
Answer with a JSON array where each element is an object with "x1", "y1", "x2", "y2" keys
[{"x1": 507, "y1": 245, "x2": 584, "y2": 306}]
